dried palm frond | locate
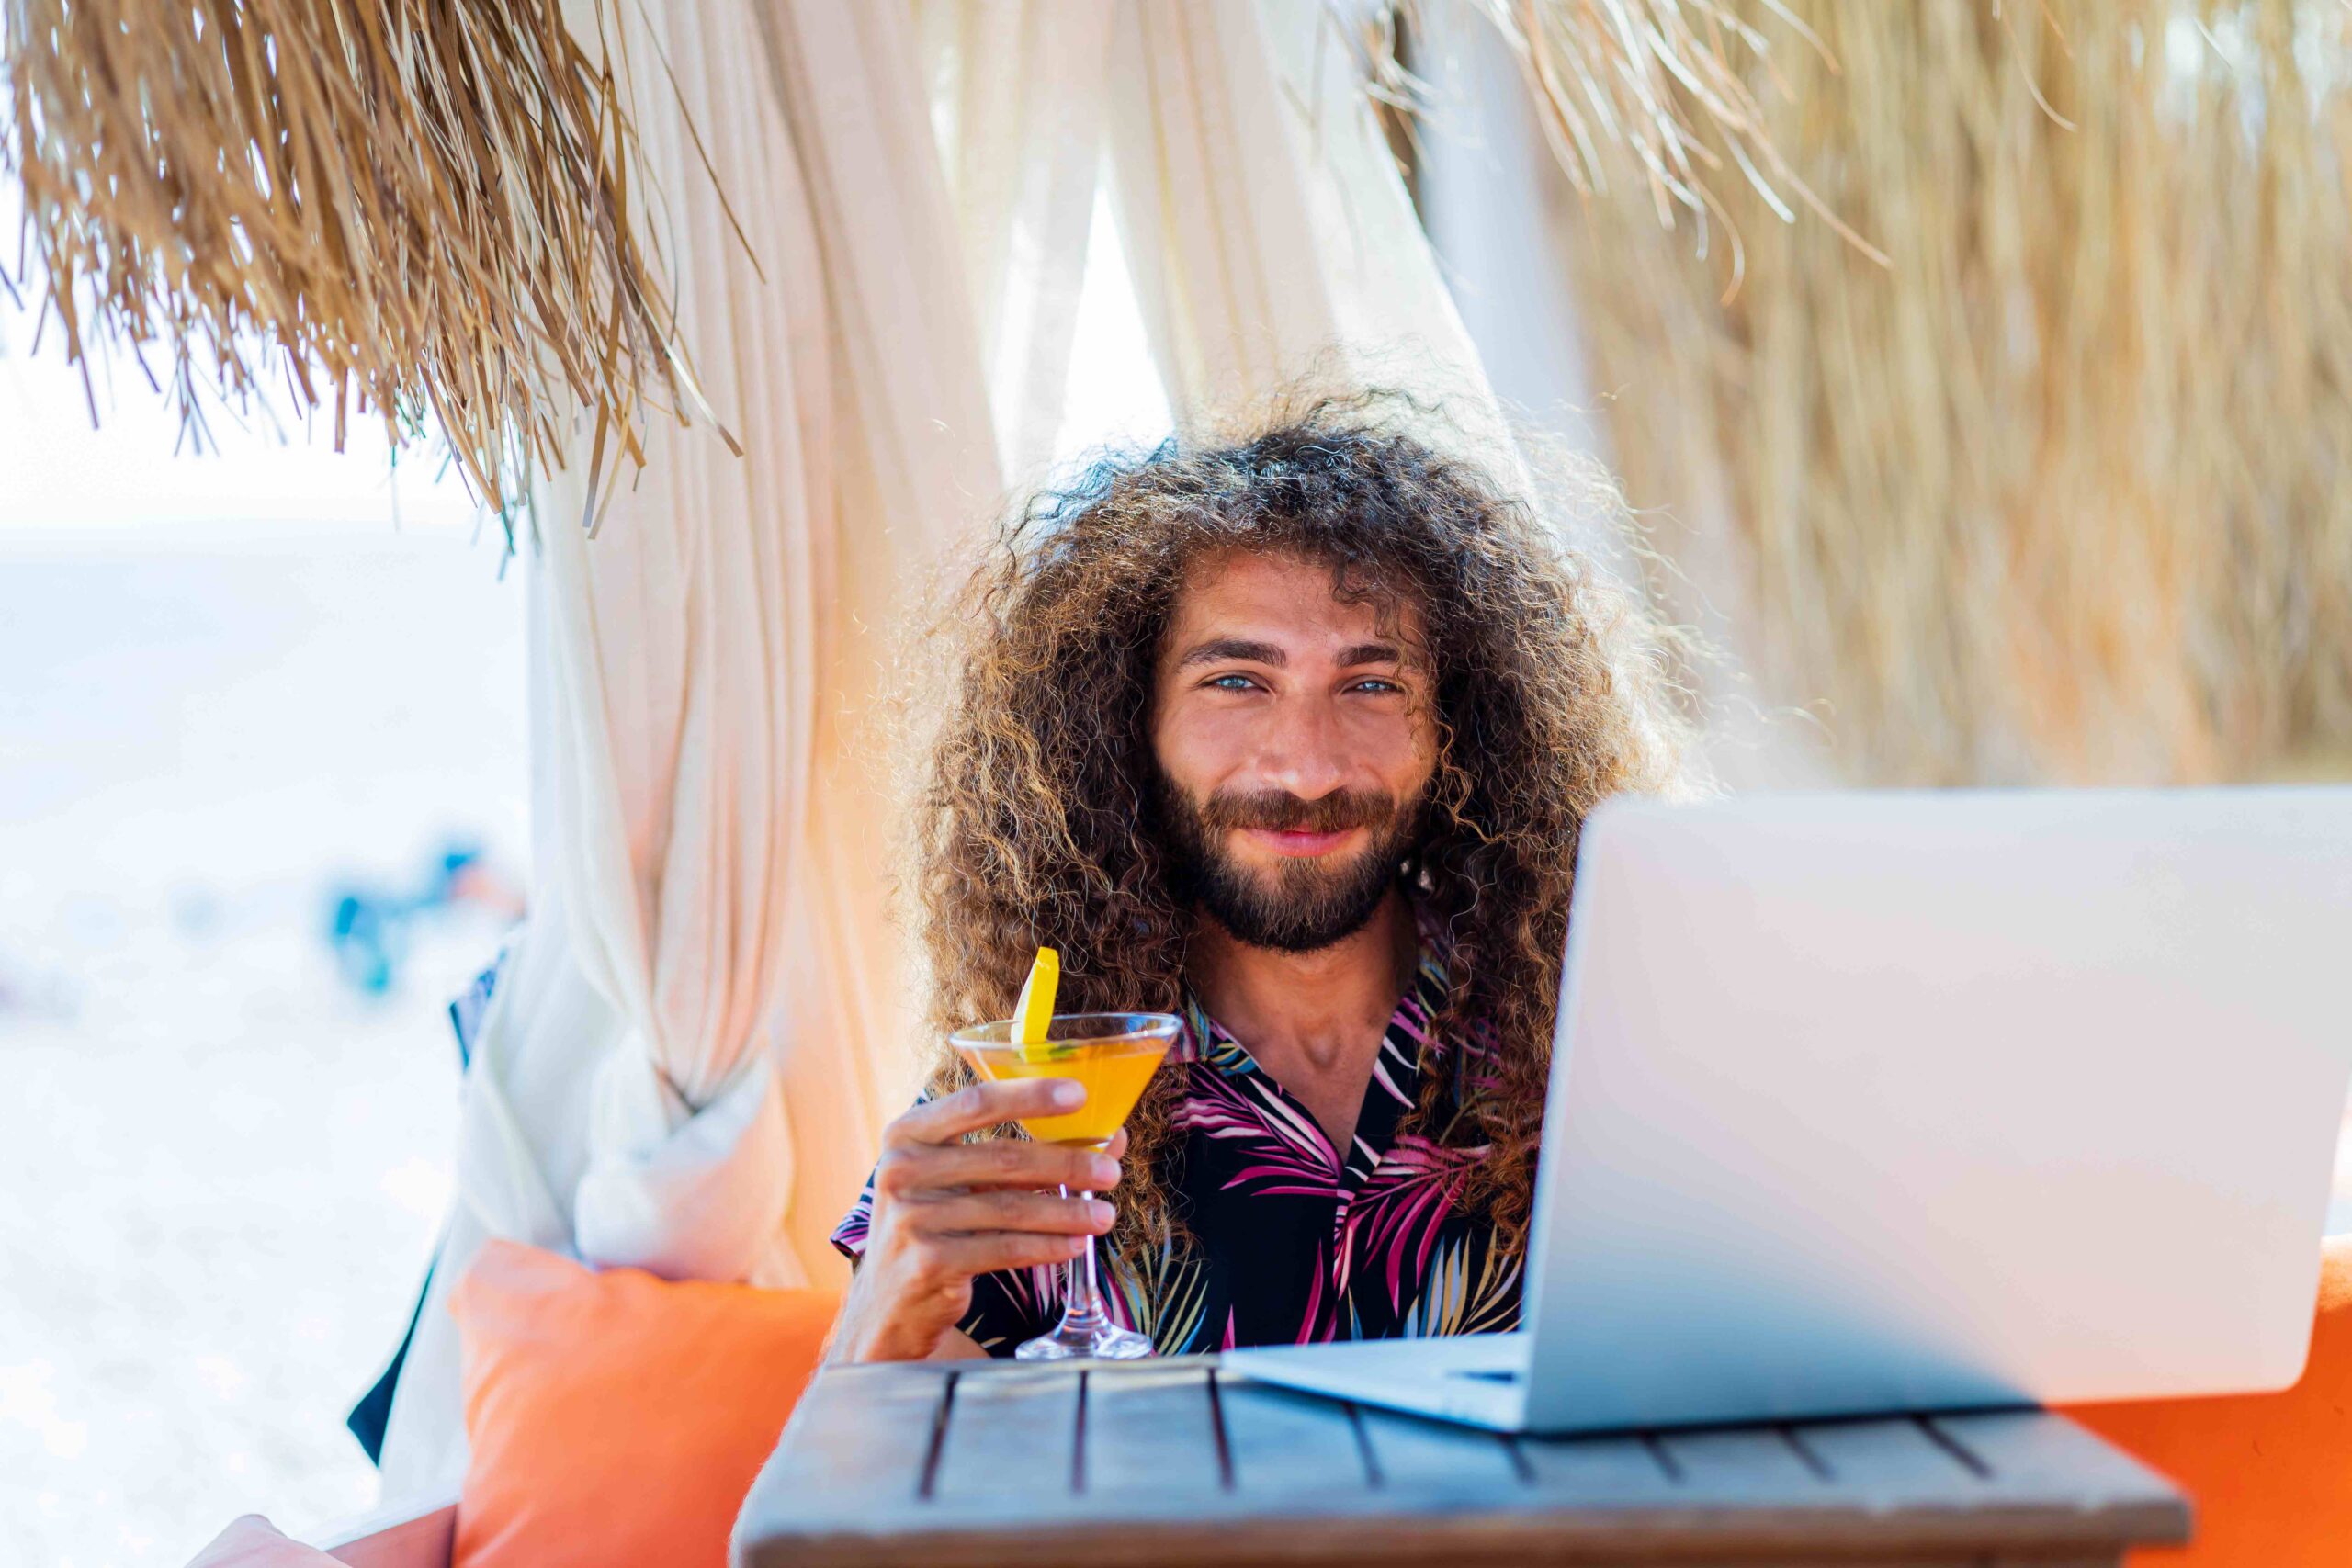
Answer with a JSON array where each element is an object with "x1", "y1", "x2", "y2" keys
[
  {"x1": 1361, "y1": 0, "x2": 1891, "y2": 289},
  {"x1": 2, "y1": 0, "x2": 727, "y2": 525},
  {"x1": 1554, "y1": 0, "x2": 2352, "y2": 784}
]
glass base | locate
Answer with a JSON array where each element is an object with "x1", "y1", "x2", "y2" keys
[{"x1": 1013, "y1": 1320, "x2": 1156, "y2": 1361}]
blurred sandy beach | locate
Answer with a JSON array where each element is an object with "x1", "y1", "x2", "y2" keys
[{"x1": 0, "y1": 525, "x2": 526, "y2": 1566}]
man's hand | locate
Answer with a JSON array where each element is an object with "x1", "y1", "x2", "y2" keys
[{"x1": 829, "y1": 1078, "x2": 1125, "y2": 1364}]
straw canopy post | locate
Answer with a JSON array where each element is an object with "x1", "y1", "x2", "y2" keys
[{"x1": 1, "y1": 0, "x2": 730, "y2": 525}]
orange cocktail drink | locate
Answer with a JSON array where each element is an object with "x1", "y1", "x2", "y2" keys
[
  {"x1": 950, "y1": 1011, "x2": 1181, "y2": 1360},
  {"x1": 956, "y1": 1032, "x2": 1172, "y2": 1148}
]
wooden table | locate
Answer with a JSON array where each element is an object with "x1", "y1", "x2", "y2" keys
[{"x1": 733, "y1": 1357, "x2": 2189, "y2": 1568}]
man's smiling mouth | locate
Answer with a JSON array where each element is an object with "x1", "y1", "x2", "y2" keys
[{"x1": 1240, "y1": 826, "x2": 1361, "y2": 857}]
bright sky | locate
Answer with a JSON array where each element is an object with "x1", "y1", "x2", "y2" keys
[
  {"x1": 0, "y1": 175, "x2": 1168, "y2": 541},
  {"x1": 0, "y1": 322, "x2": 482, "y2": 537}
]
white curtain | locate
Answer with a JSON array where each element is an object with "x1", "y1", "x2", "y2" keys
[
  {"x1": 1106, "y1": 0, "x2": 1513, "y2": 454},
  {"x1": 919, "y1": 0, "x2": 1517, "y2": 467},
  {"x1": 919, "y1": 1, "x2": 1119, "y2": 484},
  {"x1": 377, "y1": 0, "x2": 1523, "y2": 1504},
  {"x1": 377, "y1": 0, "x2": 1001, "y2": 1497}
]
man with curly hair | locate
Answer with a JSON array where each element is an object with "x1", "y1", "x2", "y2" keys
[{"x1": 829, "y1": 397, "x2": 1681, "y2": 1362}]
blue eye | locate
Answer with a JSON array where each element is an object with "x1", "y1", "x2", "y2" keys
[
  {"x1": 1350, "y1": 678, "x2": 1403, "y2": 694},
  {"x1": 1207, "y1": 674, "x2": 1260, "y2": 692}
]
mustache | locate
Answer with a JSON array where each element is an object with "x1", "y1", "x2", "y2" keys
[{"x1": 1195, "y1": 787, "x2": 1399, "y2": 834}]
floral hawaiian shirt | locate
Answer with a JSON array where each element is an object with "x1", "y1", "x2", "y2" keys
[{"x1": 831, "y1": 945, "x2": 1525, "y2": 1355}]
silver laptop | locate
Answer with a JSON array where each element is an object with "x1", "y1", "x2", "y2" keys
[{"x1": 1226, "y1": 787, "x2": 2352, "y2": 1432}]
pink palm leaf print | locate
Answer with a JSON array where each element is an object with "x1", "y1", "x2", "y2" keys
[
  {"x1": 1172, "y1": 1058, "x2": 1342, "y2": 1200},
  {"x1": 1339, "y1": 1132, "x2": 1489, "y2": 1311}
]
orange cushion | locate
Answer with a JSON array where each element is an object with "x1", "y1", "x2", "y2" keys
[
  {"x1": 451, "y1": 1241, "x2": 841, "y2": 1568},
  {"x1": 2063, "y1": 1235, "x2": 2352, "y2": 1566}
]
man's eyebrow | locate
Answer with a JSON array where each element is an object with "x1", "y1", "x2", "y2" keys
[
  {"x1": 1176, "y1": 637, "x2": 1286, "y2": 670},
  {"x1": 1336, "y1": 642, "x2": 1405, "y2": 668}
]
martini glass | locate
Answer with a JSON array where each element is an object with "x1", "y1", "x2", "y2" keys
[{"x1": 953, "y1": 1011, "x2": 1181, "y2": 1360}]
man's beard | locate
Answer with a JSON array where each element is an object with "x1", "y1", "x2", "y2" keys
[{"x1": 1153, "y1": 777, "x2": 1424, "y2": 953}]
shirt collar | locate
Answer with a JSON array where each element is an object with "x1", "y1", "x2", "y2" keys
[{"x1": 1171, "y1": 916, "x2": 1453, "y2": 1073}]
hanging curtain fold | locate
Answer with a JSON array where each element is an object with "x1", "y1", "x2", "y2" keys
[
  {"x1": 378, "y1": 0, "x2": 1001, "y2": 1496},
  {"x1": 1103, "y1": 0, "x2": 1512, "y2": 459},
  {"x1": 918, "y1": 1, "x2": 1120, "y2": 484}
]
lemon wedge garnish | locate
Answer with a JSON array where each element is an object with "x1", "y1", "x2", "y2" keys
[{"x1": 1012, "y1": 946, "x2": 1059, "y2": 1062}]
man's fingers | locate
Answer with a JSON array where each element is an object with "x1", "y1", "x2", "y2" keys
[
  {"x1": 911, "y1": 1189, "x2": 1114, "y2": 1238},
  {"x1": 926, "y1": 1231, "x2": 1095, "y2": 1279},
  {"x1": 890, "y1": 1077, "x2": 1086, "y2": 1145},
  {"x1": 881, "y1": 1138, "x2": 1121, "y2": 1198},
  {"x1": 1104, "y1": 1127, "x2": 1129, "y2": 1160}
]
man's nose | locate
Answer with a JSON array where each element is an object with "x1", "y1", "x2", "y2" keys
[{"x1": 1254, "y1": 696, "x2": 1350, "y2": 800}]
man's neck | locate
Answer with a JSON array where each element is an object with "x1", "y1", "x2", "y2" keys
[{"x1": 1184, "y1": 890, "x2": 1419, "y2": 1148}]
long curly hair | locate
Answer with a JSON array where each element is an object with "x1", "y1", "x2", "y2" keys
[{"x1": 911, "y1": 392, "x2": 1686, "y2": 1268}]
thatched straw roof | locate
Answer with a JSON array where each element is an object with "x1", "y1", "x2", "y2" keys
[
  {"x1": 2, "y1": 0, "x2": 726, "y2": 523},
  {"x1": 1550, "y1": 0, "x2": 2352, "y2": 784},
  {"x1": 1363, "y1": 0, "x2": 1894, "y2": 288}
]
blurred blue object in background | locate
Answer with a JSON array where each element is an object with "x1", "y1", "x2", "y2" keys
[{"x1": 323, "y1": 839, "x2": 519, "y2": 998}]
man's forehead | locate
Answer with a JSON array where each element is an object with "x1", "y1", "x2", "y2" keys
[{"x1": 1163, "y1": 547, "x2": 1425, "y2": 649}]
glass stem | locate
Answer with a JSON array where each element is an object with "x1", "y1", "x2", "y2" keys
[{"x1": 1057, "y1": 1182, "x2": 1109, "y2": 1331}]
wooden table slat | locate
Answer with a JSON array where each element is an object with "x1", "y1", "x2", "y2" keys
[
  {"x1": 740, "y1": 1365, "x2": 947, "y2": 1507},
  {"x1": 1657, "y1": 1425, "x2": 1829, "y2": 1497},
  {"x1": 1213, "y1": 1374, "x2": 1374, "y2": 1495},
  {"x1": 931, "y1": 1366, "x2": 1083, "y2": 1501},
  {"x1": 1930, "y1": 1407, "x2": 2188, "y2": 1509},
  {"x1": 1353, "y1": 1404, "x2": 1524, "y2": 1490},
  {"x1": 1080, "y1": 1364, "x2": 1227, "y2": 1496},
  {"x1": 1510, "y1": 1430, "x2": 1684, "y2": 1504},
  {"x1": 1786, "y1": 1416, "x2": 1987, "y2": 1498}
]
